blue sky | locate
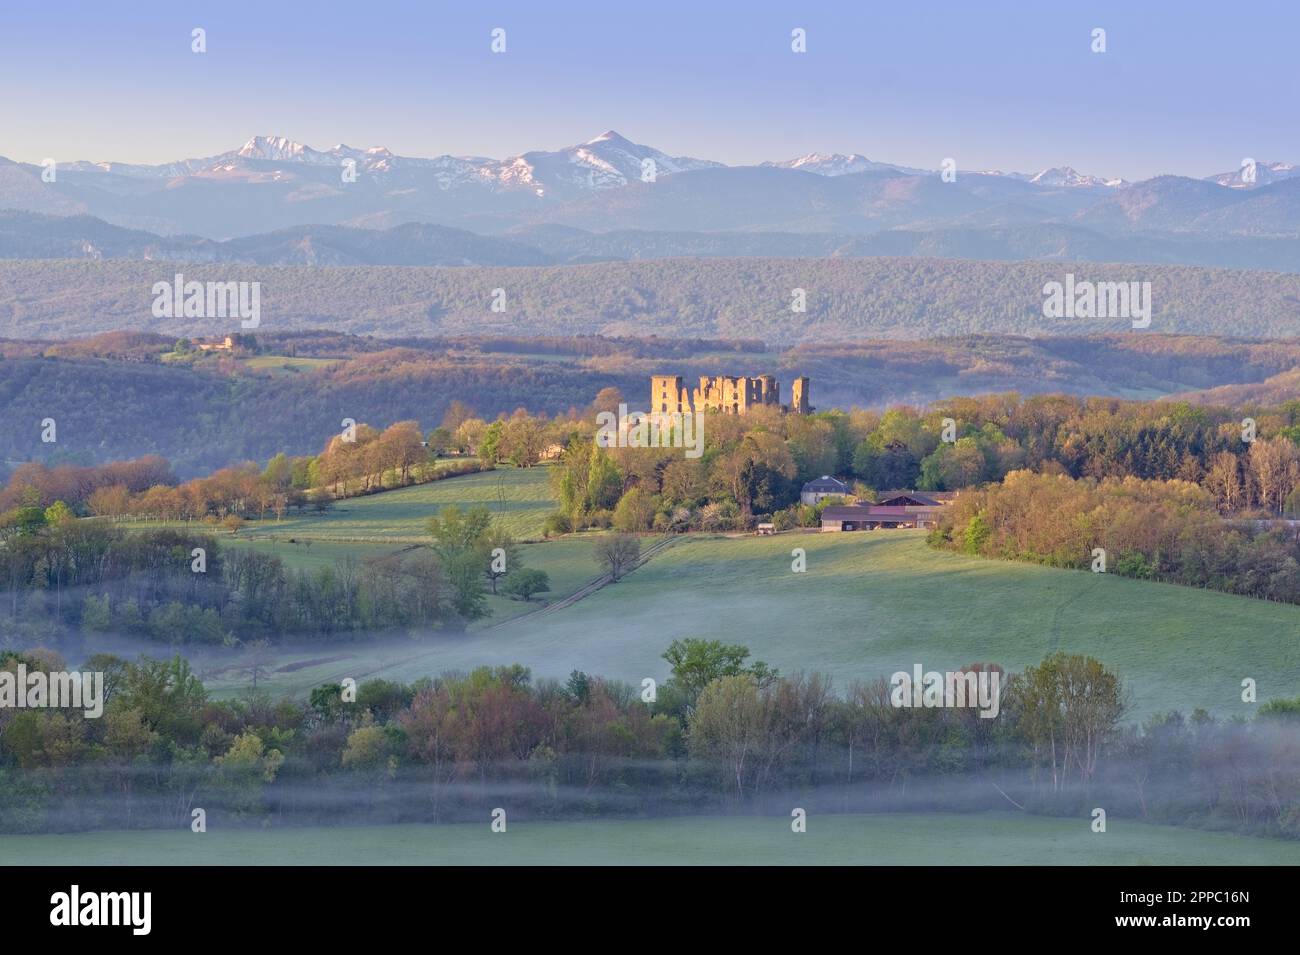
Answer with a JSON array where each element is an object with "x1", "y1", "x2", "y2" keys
[{"x1": 2, "y1": 0, "x2": 1296, "y2": 180}]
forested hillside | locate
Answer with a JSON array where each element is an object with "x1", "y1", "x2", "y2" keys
[
  {"x1": 2, "y1": 257, "x2": 1298, "y2": 341},
  {"x1": 5, "y1": 331, "x2": 1300, "y2": 476}
]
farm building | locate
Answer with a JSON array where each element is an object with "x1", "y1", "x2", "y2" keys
[
  {"x1": 820, "y1": 491, "x2": 956, "y2": 531},
  {"x1": 800, "y1": 475, "x2": 851, "y2": 505},
  {"x1": 878, "y1": 490, "x2": 959, "y2": 505},
  {"x1": 876, "y1": 492, "x2": 943, "y2": 525},
  {"x1": 820, "y1": 504, "x2": 924, "y2": 531},
  {"x1": 821, "y1": 505, "x2": 875, "y2": 531}
]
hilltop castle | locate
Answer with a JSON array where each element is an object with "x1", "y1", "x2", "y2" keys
[{"x1": 650, "y1": 375, "x2": 811, "y2": 416}]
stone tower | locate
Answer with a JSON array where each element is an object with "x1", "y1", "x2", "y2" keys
[
  {"x1": 790, "y1": 377, "x2": 811, "y2": 414},
  {"x1": 650, "y1": 375, "x2": 686, "y2": 414}
]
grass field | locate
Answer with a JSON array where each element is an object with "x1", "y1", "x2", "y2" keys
[
  {"x1": 194, "y1": 533, "x2": 608, "y2": 695},
  {"x1": 159, "y1": 352, "x2": 342, "y2": 373},
  {"x1": 230, "y1": 465, "x2": 555, "y2": 543},
  {"x1": 480, "y1": 536, "x2": 607, "y2": 625},
  {"x1": 215, "y1": 530, "x2": 1300, "y2": 718},
  {"x1": 118, "y1": 466, "x2": 554, "y2": 546},
  {"x1": 239, "y1": 355, "x2": 343, "y2": 374},
  {"x1": 108, "y1": 465, "x2": 600, "y2": 694},
  {"x1": 107, "y1": 464, "x2": 1300, "y2": 717},
  {"x1": 195, "y1": 477, "x2": 574, "y2": 576},
  {"x1": 214, "y1": 536, "x2": 405, "y2": 571},
  {"x1": 3, "y1": 812, "x2": 1296, "y2": 865}
]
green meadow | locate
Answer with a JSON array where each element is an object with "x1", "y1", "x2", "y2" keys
[
  {"x1": 218, "y1": 530, "x2": 1299, "y2": 718},
  {"x1": 238, "y1": 355, "x2": 343, "y2": 374},
  {"x1": 197, "y1": 534, "x2": 607, "y2": 695},
  {"x1": 233, "y1": 465, "x2": 555, "y2": 543},
  {"x1": 215, "y1": 536, "x2": 404, "y2": 571},
  {"x1": 2, "y1": 813, "x2": 1295, "y2": 866},
  {"x1": 112, "y1": 464, "x2": 1300, "y2": 717},
  {"x1": 119, "y1": 465, "x2": 555, "y2": 548}
]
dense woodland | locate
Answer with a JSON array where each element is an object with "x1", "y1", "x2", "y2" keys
[
  {"x1": 0, "y1": 344, "x2": 630, "y2": 477},
  {"x1": 2, "y1": 642, "x2": 1298, "y2": 839},
  {"x1": 542, "y1": 390, "x2": 1300, "y2": 535},
  {"x1": 931, "y1": 471, "x2": 1300, "y2": 604},
  {"x1": 2, "y1": 257, "x2": 1299, "y2": 341}
]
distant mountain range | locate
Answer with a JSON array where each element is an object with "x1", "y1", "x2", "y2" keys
[{"x1": 1, "y1": 131, "x2": 1297, "y2": 269}]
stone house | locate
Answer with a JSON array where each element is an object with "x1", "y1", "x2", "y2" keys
[{"x1": 800, "y1": 475, "x2": 851, "y2": 506}]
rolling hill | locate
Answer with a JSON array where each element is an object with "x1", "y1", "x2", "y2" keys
[
  {"x1": 5, "y1": 331, "x2": 1300, "y2": 475},
  {"x1": 203, "y1": 530, "x2": 1300, "y2": 721}
]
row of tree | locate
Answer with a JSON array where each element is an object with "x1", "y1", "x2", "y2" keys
[
  {"x1": 3, "y1": 643, "x2": 1298, "y2": 839},
  {"x1": 0, "y1": 426, "x2": 488, "y2": 528}
]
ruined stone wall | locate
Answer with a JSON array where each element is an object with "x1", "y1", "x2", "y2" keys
[{"x1": 650, "y1": 374, "x2": 810, "y2": 415}]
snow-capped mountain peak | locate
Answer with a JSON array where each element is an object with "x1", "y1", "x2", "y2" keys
[
  {"x1": 584, "y1": 130, "x2": 631, "y2": 146},
  {"x1": 1029, "y1": 166, "x2": 1128, "y2": 189},
  {"x1": 1208, "y1": 160, "x2": 1300, "y2": 189},
  {"x1": 480, "y1": 130, "x2": 724, "y2": 191},
  {"x1": 767, "y1": 153, "x2": 900, "y2": 176},
  {"x1": 236, "y1": 136, "x2": 331, "y2": 163}
]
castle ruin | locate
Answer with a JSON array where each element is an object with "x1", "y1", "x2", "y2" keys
[{"x1": 650, "y1": 375, "x2": 811, "y2": 416}]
